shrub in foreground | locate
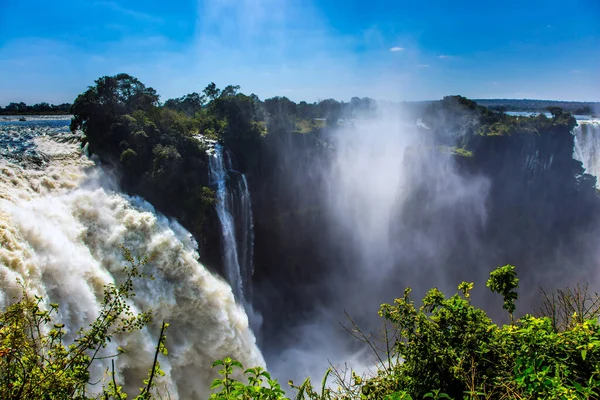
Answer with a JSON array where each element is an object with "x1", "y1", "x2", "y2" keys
[
  {"x1": 0, "y1": 248, "x2": 167, "y2": 399},
  {"x1": 211, "y1": 265, "x2": 600, "y2": 399},
  {"x1": 2, "y1": 261, "x2": 599, "y2": 399}
]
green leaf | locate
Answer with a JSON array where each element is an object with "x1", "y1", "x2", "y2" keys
[
  {"x1": 212, "y1": 359, "x2": 224, "y2": 367},
  {"x1": 321, "y1": 367, "x2": 331, "y2": 395},
  {"x1": 210, "y1": 379, "x2": 224, "y2": 390}
]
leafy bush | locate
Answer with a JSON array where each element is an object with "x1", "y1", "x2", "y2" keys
[
  {"x1": 0, "y1": 247, "x2": 168, "y2": 399},
  {"x1": 209, "y1": 358, "x2": 286, "y2": 399},
  {"x1": 3, "y1": 258, "x2": 599, "y2": 399},
  {"x1": 209, "y1": 265, "x2": 600, "y2": 399}
]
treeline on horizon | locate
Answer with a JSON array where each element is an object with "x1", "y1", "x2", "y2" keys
[
  {"x1": 0, "y1": 101, "x2": 72, "y2": 115},
  {"x1": 474, "y1": 99, "x2": 598, "y2": 115},
  {"x1": 3, "y1": 94, "x2": 597, "y2": 117}
]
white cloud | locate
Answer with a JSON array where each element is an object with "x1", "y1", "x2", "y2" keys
[
  {"x1": 437, "y1": 55, "x2": 452, "y2": 59},
  {"x1": 417, "y1": 64, "x2": 430, "y2": 68},
  {"x1": 389, "y1": 47, "x2": 404, "y2": 52}
]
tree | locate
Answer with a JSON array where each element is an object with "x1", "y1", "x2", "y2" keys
[
  {"x1": 203, "y1": 82, "x2": 221, "y2": 102},
  {"x1": 318, "y1": 99, "x2": 341, "y2": 126},
  {"x1": 164, "y1": 92, "x2": 206, "y2": 116},
  {"x1": 486, "y1": 264, "x2": 519, "y2": 322},
  {"x1": 70, "y1": 73, "x2": 160, "y2": 155},
  {"x1": 547, "y1": 106, "x2": 563, "y2": 119},
  {"x1": 220, "y1": 85, "x2": 241, "y2": 98}
]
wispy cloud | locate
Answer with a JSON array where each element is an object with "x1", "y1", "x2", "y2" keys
[
  {"x1": 389, "y1": 47, "x2": 404, "y2": 52},
  {"x1": 95, "y1": 1, "x2": 163, "y2": 23},
  {"x1": 571, "y1": 69, "x2": 582, "y2": 74},
  {"x1": 437, "y1": 55, "x2": 453, "y2": 59},
  {"x1": 417, "y1": 64, "x2": 430, "y2": 68}
]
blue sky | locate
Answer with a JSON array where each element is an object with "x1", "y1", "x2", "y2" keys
[{"x1": 0, "y1": 0, "x2": 599, "y2": 104}]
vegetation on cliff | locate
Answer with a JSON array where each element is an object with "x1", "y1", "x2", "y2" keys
[
  {"x1": 70, "y1": 74, "x2": 217, "y2": 251},
  {"x1": 421, "y1": 95, "x2": 578, "y2": 145},
  {"x1": 68, "y1": 73, "x2": 348, "y2": 273},
  {"x1": 473, "y1": 99, "x2": 598, "y2": 115}
]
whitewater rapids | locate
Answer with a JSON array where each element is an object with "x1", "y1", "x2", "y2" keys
[{"x1": 0, "y1": 125, "x2": 264, "y2": 399}]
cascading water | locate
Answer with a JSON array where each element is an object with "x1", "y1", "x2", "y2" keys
[
  {"x1": 573, "y1": 119, "x2": 600, "y2": 182},
  {"x1": 0, "y1": 118, "x2": 264, "y2": 399},
  {"x1": 206, "y1": 143, "x2": 255, "y2": 310},
  {"x1": 237, "y1": 173, "x2": 255, "y2": 299}
]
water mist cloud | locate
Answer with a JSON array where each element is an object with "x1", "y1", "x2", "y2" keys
[{"x1": 265, "y1": 104, "x2": 492, "y2": 388}]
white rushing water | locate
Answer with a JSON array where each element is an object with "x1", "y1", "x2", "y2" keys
[
  {"x1": 0, "y1": 123, "x2": 264, "y2": 399},
  {"x1": 573, "y1": 119, "x2": 600, "y2": 183},
  {"x1": 206, "y1": 143, "x2": 255, "y2": 309}
]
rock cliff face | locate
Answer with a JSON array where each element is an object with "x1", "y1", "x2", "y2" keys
[
  {"x1": 465, "y1": 118, "x2": 597, "y2": 232},
  {"x1": 69, "y1": 77, "x2": 600, "y2": 347},
  {"x1": 247, "y1": 101, "x2": 600, "y2": 345},
  {"x1": 248, "y1": 131, "x2": 336, "y2": 339}
]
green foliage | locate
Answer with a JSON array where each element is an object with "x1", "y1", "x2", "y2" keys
[
  {"x1": 0, "y1": 247, "x2": 169, "y2": 399},
  {"x1": 4, "y1": 253, "x2": 600, "y2": 399},
  {"x1": 436, "y1": 146, "x2": 473, "y2": 158},
  {"x1": 363, "y1": 265, "x2": 600, "y2": 399},
  {"x1": 164, "y1": 92, "x2": 206, "y2": 116},
  {"x1": 294, "y1": 119, "x2": 326, "y2": 134},
  {"x1": 209, "y1": 357, "x2": 287, "y2": 399},
  {"x1": 547, "y1": 106, "x2": 564, "y2": 119},
  {"x1": 486, "y1": 264, "x2": 519, "y2": 322},
  {"x1": 209, "y1": 265, "x2": 600, "y2": 399},
  {"x1": 422, "y1": 96, "x2": 578, "y2": 156},
  {"x1": 70, "y1": 74, "x2": 217, "y2": 239}
]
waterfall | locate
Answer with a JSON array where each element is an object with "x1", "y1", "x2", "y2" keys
[
  {"x1": 238, "y1": 173, "x2": 255, "y2": 298},
  {"x1": 207, "y1": 144, "x2": 255, "y2": 308},
  {"x1": 0, "y1": 120, "x2": 264, "y2": 399},
  {"x1": 573, "y1": 119, "x2": 600, "y2": 182}
]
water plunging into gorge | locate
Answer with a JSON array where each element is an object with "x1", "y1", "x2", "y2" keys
[
  {"x1": 0, "y1": 119, "x2": 263, "y2": 399},
  {"x1": 207, "y1": 143, "x2": 255, "y2": 313},
  {"x1": 573, "y1": 119, "x2": 600, "y2": 183}
]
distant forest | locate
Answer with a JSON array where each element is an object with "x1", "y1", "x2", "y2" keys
[
  {"x1": 0, "y1": 101, "x2": 72, "y2": 115},
  {"x1": 1, "y1": 97, "x2": 597, "y2": 117},
  {"x1": 474, "y1": 99, "x2": 599, "y2": 115}
]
